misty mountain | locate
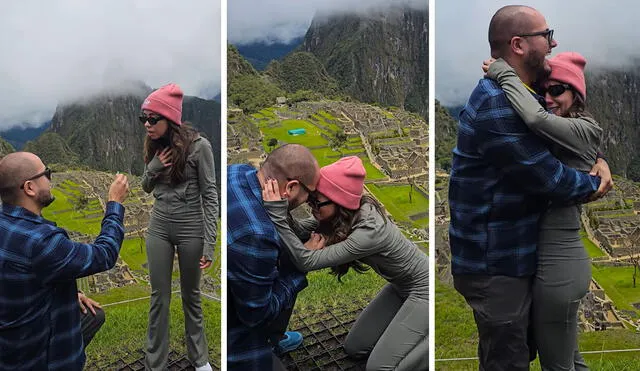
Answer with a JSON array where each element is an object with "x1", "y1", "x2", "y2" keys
[
  {"x1": 237, "y1": 37, "x2": 304, "y2": 71},
  {"x1": 302, "y1": 5, "x2": 428, "y2": 117},
  {"x1": 26, "y1": 83, "x2": 221, "y2": 186},
  {"x1": 0, "y1": 121, "x2": 51, "y2": 150}
]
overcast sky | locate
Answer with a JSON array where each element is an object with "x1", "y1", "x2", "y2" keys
[
  {"x1": 1, "y1": 0, "x2": 220, "y2": 130},
  {"x1": 228, "y1": 0, "x2": 427, "y2": 45},
  {"x1": 436, "y1": 0, "x2": 640, "y2": 106}
]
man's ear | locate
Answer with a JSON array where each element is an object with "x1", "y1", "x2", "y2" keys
[
  {"x1": 510, "y1": 37, "x2": 526, "y2": 56},
  {"x1": 23, "y1": 181, "x2": 37, "y2": 197},
  {"x1": 283, "y1": 180, "x2": 293, "y2": 197}
]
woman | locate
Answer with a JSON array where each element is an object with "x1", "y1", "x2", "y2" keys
[
  {"x1": 262, "y1": 156, "x2": 428, "y2": 371},
  {"x1": 486, "y1": 52, "x2": 604, "y2": 370},
  {"x1": 140, "y1": 83, "x2": 218, "y2": 371}
]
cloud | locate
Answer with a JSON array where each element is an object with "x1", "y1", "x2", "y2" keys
[
  {"x1": 436, "y1": 0, "x2": 640, "y2": 106},
  {"x1": 228, "y1": 0, "x2": 427, "y2": 45},
  {"x1": 0, "y1": 0, "x2": 221, "y2": 130}
]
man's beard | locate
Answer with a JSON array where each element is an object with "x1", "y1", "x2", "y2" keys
[
  {"x1": 524, "y1": 49, "x2": 551, "y2": 84},
  {"x1": 37, "y1": 190, "x2": 55, "y2": 208}
]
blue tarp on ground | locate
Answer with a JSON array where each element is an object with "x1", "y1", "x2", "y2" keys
[{"x1": 288, "y1": 128, "x2": 306, "y2": 136}]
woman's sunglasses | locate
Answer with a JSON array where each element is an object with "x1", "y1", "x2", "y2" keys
[
  {"x1": 20, "y1": 167, "x2": 52, "y2": 189},
  {"x1": 543, "y1": 83, "x2": 572, "y2": 97},
  {"x1": 138, "y1": 114, "x2": 165, "y2": 126},
  {"x1": 307, "y1": 195, "x2": 333, "y2": 210}
]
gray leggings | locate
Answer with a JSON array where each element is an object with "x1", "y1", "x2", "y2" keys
[
  {"x1": 533, "y1": 224, "x2": 591, "y2": 371},
  {"x1": 144, "y1": 215, "x2": 209, "y2": 370},
  {"x1": 344, "y1": 284, "x2": 428, "y2": 371}
]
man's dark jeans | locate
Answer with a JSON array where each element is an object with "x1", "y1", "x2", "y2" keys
[{"x1": 454, "y1": 275, "x2": 536, "y2": 371}]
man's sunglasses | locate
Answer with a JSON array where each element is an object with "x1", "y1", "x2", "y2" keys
[
  {"x1": 20, "y1": 167, "x2": 52, "y2": 189},
  {"x1": 138, "y1": 114, "x2": 165, "y2": 126},
  {"x1": 513, "y1": 28, "x2": 554, "y2": 45},
  {"x1": 542, "y1": 83, "x2": 572, "y2": 97}
]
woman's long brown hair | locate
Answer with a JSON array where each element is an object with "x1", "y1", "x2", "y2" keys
[
  {"x1": 319, "y1": 194, "x2": 387, "y2": 282},
  {"x1": 143, "y1": 121, "x2": 199, "y2": 186}
]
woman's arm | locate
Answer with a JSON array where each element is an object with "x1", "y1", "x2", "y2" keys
[
  {"x1": 487, "y1": 58, "x2": 602, "y2": 156},
  {"x1": 196, "y1": 138, "x2": 219, "y2": 261},
  {"x1": 263, "y1": 199, "x2": 382, "y2": 271}
]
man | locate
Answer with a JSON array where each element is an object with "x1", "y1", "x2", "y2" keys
[
  {"x1": 0, "y1": 152, "x2": 129, "y2": 370},
  {"x1": 227, "y1": 144, "x2": 321, "y2": 370},
  {"x1": 448, "y1": 5, "x2": 611, "y2": 370}
]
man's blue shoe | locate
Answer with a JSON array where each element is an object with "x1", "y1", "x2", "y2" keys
[{"x1": 275, "y1": 331, "x2": 303, "y2": 354}]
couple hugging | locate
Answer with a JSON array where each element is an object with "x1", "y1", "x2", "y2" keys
[
  {"x1": 449, "y1": 5, "x2": 614, "y2": 371},
  {"x1": 227, "y1": 144, "x2": 429, "y2": 370}
]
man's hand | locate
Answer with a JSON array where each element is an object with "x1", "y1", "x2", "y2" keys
[
  {"x1": 200, "y1": 256, "x2": 212, "y2": 269},
  {"x1": 78, "y1": 292, "x2": 101, "y2": 316},
  {"x1": 482, "y1": 58, "x2": 496, "y2": 73},
  {"x1": 304, "y1": 232, "x2": 326, "y2": 251},
  {"x1": 588, "y1": 158, "x2": 613, "y2": 201},
  {"x1": 108, "y1": 173, "x2": 130, "y2": 203}
]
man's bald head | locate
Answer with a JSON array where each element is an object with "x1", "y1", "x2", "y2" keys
[
  {"x1": 489, "y1": 5, "x2": 540, "y2": 58},
  {"x1": 0, "y1": 152, "x2": 43, "y2": 203},
  {"x1": 261, "y1": 144, "x2": 319, "y2": 189}
]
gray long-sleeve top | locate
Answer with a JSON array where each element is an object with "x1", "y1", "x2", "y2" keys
[
  {"x1": 488, "y1": 58, "x2": 603, "y2": 229},
  {"x1": 141, "y1": 136, "x2": 218, "y2": 260},
  {"x1": 264, "y1": 199, "x2": 429, "y2": 300}
]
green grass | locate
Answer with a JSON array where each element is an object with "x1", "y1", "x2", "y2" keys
[
  {"x1": 86, "y1": 288, "x2": 221, "y2": 367},
  {"x1": 119, "y1": 238, "x2": 148, "y2": 274},
  {"x1": 362, "y1": 157, "x2": 387, "y2": 180},
  {"x1": 436, "y1": 279, "x2": 640, "y2": 370},
  {"x1": 295, "y1": 268, "x2": 387, "y2": 310},
  {"x1": 592, "y1": 264, "x2": 640, "y2": 315},
  {"x1": 582, "y1": 230, "x2": 606, "y2": 258},
  {"x1": 367, "y1": 184, "x2": 428, "y2": 228},
  {"x1": 42, "y1": 188, "x2": 101, "y2": 235},
  {"x1": 259, "y1": 119, "x2": 330, "y2": 147}
]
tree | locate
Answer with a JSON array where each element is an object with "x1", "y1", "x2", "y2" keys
[
  {"x1": 625, "y1": 233, "x2": 640, "y2": 288},
  {"x1": 409, "y1": 178, "x2": 414, "y2": 204},
  {"x1": 267, "y1": 138, "x2": 278, "y2": 152},
  {"x1": 329, "y1": 130, "x2": 347, "y2": 156}
]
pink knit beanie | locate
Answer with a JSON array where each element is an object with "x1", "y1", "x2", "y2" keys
[
  {"x1": 547, "y1": 52, "x2": 587, "y2": 100},
  {"x1": 141, "y1": 83, "x2": 183, "y2": 125},
  {"x1": 317, "y1": 156, "x2": 366, "y2": 210}
]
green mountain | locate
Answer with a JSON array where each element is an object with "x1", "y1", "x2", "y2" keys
[
  {"x1": 434, "y1": 100, "x2": 458, "y2": 171},
  {"x1": 23, "y1": 132, "x2": 79, "y2": 166},
  {"x1": 302, "y1": 6, "x2": 428, "y2": 116},
  {"x1": 0, "y1": 137, "x2": 15, "y2": 157},
  {"x1": 26, "y1": 83, "x2": 221, "y2": 186},
  {"x1": 228, "y1": 44, "x2": 284, "y2": 113},
  {"x1": 586, "y1": 67, "x2": 640, "y2": 179},
  {"x1": 264, "y1": 51, "x2": 339, "y2": 97}
]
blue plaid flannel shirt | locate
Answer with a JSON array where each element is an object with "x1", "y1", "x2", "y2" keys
[
  {"x1": 448, "y1": 78, "x2": 600, "y2": 277},
  {"x1": 227, "y1": 164, "x2": 308, "y2": 371},
  {"x1": 0, "y1": 201, "x2": 124, "y2": 370}
]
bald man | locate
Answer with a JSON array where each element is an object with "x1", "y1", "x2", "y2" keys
[
  {"x1": 227, "y1": 144, "x2": 320, "y2": 371},
  {"x1": 0, "y1": 152, "x2": 129, "y2": 371},
  {"x1": 448, "y1": 5, "x2": 604, "y2": 371}
]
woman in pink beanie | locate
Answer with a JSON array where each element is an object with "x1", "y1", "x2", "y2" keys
[
  {"x1": 140, "y1": 83, "x2": 218, "y2": 371},
  {"x1": 485, "y1": 54, "x2": 607, "y2": 369},
  {"x1": 263, "y1": 156, "x2": 428, "y2": 371}
]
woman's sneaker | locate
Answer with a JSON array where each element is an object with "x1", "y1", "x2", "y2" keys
[{"x1": 275, "y1": 331, "x2": 303, "y2": 354}]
